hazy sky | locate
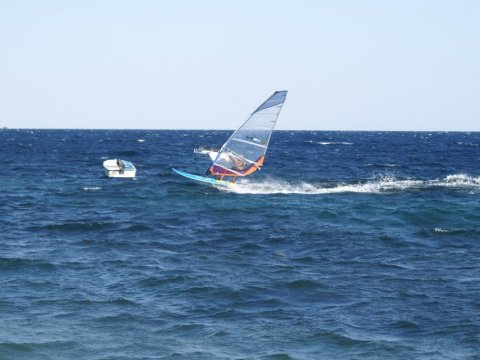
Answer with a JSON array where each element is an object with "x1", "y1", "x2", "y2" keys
[{"x1": 1, "y1": 1, "x2": 479, "y2": 130}]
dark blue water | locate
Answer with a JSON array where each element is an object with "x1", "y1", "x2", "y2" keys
[{"x1": 1, "y1": 129, "x2": 480, "y2": 359}]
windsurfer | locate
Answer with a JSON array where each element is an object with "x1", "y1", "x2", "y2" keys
[{"x1": 228, "y1": 154, "x2": 245, "y2": 170}]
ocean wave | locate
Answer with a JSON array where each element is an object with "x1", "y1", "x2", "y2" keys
[
  {"x1": 318, "y1": 141, "x2": 353, "y2": 145},
  {"x1": 125, "y1": 223, "x2": 153, "y2": 232},
  {"x1": 434, "y1": 227, "x2": 454, "y2": 233},
  {"x1": 443, "y1": 174, "x2": 480, "y2": 186},
  {"x1": 287, "y1": 279, "x2": 325, "y2": 290},
  {"x1": 0, "y1": 341, "x2": 76, "y2": 351},
  {"x1": 260, "y1": 352, "x2": 293, "y2": 359},
  {"x1": 431, "y1": 227, "x2": 480, "y2": 235},
  {"x1": 116, "y1": 150, "x2": 139, "y2": 156},
  {"x1": 220, "y1": 174, "x2": 480, "y2": 195},
  {"x1": 304, "y1": 140, "x2": 353, "y2": 145},
  {"x1": 366, "y1": 163, "x2": 399, "y2": 167},
  {"x1": 140, "y1": 275, "x2": 191, "y2": 287},
  {"x1": 456, "y1": 142, "x2": 479, "y2": 147},
  {"x1": 309, "y1": 331, "x2": 372, "y2": 346},
  {"x1": 83, "y1": 186, "x2": 101, "y2": 191},
  {"x1": 72, "y1": 297, "x2": 137, "y2": 306},
  {"x1": 0, "y1": 257, "x2": 56, "y2": 270},
  {"x1": 29, "y1": 221, "x2": 117, "y2": 232}
]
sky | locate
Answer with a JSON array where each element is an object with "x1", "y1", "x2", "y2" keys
[{"x1": 0, "y1": 0, "x2": 479, "y2": 130}]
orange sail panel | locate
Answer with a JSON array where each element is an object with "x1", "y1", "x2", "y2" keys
[{"x1": 208, "y1": 155, "x2": 265, "y2": 177}]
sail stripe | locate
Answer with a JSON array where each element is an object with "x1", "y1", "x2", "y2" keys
[
  {"x1": 231, "y1": 138, "x2": 267, "y2": 148},
  {"x1": 246, "y1": 125, "x2": 272, "y2": 131},
  {"x1": 221, "y1": 148, "x2": 257, "y2": 164}
]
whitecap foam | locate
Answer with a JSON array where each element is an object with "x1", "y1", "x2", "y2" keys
[
  {"x1": 434, "y1": 228, "x2": 453, "y2": 233},
  {"x1": 317, "y1": 141, "x2": 353, "y2": 145},
  {"x1": 218, "y1": 174, "x2": 480, "y2": 195},
  {"x1": 304, "y1": 140, "x2": 353, "y2": 145},
  {"x1": 366, "y1": 163, "x2": 398, "y2": 167},
  {"x1": 457, "y1": 142, "x2": 478, "y2": 147},
  {"x1": 441, "y1": 174, "x2": 480, "y2": 186},
  {"x1": 83, "y1": 187, "x2": 101, "y2": 191}
]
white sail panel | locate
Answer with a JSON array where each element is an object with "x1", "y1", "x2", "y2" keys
[{"x1": 208, "y1": 91, "x2": 287, "y2": 177}]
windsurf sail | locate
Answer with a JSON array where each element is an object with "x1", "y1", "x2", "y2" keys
[{"x1": 207, "y1": 90, "x2": 287, "y2": 177}]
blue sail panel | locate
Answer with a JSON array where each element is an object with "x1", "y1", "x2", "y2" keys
[{"x1": 251, "y1": 90, "x2": 288, "y2": 115}]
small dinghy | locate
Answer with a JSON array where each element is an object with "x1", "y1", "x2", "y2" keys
[
  {"x1": 103, "y1": 159, "x2": 136, "y2": 178},
  {"x1": 193, "y1": 146, "x2": 218, "y2": 161}
]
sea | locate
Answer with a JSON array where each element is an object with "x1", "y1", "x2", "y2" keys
[{"x1": 1, "y1": 129, "x2": 480, "y2": 360}]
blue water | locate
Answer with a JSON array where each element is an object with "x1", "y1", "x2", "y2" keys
[{"x1": 1, "y1": 129, "x2": 480, "y2": 359}]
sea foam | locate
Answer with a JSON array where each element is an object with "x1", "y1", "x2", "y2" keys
[{"x1": 220, "y1": 174, "x2": 480, "y2": 195}]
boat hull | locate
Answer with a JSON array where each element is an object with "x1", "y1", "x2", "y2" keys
[
  {"x1": 103, "y1": 159, "x2": 136, "y2": 178},
  {"x1": 104, "y1": 169, "x2": 136, "y2": 178},
  {"x1": 193, "y1": 148, "x2": 218, "y2": 161}
]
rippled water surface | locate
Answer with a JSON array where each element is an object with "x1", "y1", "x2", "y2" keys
[{"x1": 1, "y1": 130, "x2": 480, "y2": 359}]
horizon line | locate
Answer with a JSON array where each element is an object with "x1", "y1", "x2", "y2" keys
[{"x1": 2, "y1": 127, "x2": 479, "y2": 133}]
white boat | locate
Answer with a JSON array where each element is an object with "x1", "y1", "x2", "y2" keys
[
  {"x1": 103, "y1": 159, "x2": 136, "y2": 178},
  {"x1": 193, "y1": 146, "x2": 219, "y2": 161}
]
